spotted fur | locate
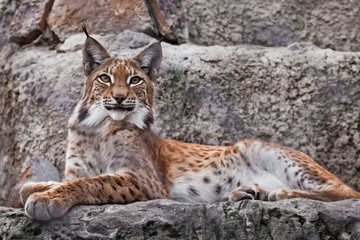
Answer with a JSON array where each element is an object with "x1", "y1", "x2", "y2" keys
[{"x1": 20, "y1": 29, "x2": 360, "y2": 221}]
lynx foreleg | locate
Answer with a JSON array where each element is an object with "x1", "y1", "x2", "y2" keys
[{"x1": 24, "y1": 172, "x2": 163, "y2": 221}]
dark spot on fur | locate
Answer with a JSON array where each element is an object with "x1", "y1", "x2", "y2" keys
[
  {"x1": 127, "y1": 172, "x2": 139, "y2": 181},
  {"x1": 131, "y1": 180, "x2": 140, "y2": 191},
  {"x1": 112, "y1": 129, "x2": 120, "y2": 135},
  {"x1": 227, "y1": 177, "x2": 233, "y2": 184},
  {"x1": 237, "y1": 181, "x2": 241, "y2": 187},
  {"x1": 142, "y1": 188, "x2": 151, "y2": 199},
  {"x1": 68, "y1": 155, "x2": 77, "y2": 159},
  {"x1": 115, "y1": 178, "x2": 123, "y2": 187},
  {"x1": 203, "y1": 176, "x2": 210, "y2": 184},
  {"x1": 78, "y1": 107, "x2": 89, "y2": 123},
  {"x1": 76, "y1": 130, "x2": 85, "y2": 136},
  {"x1": 122, "y1": 194, "x2": 127, "y2": 201},
  {"x1": 188, "y1": 186, "x2": 199, "y2": 196},
  {"x1": 215, "y1": 184, "x2": 222, "y2": 195},
  {"x1": 210, "y1": 161, "x2": 217, "y2": 169},
  {"x1": 88, "y1": 162, "x2": 94, "y2": 169},
  {"x1": 319, "y1": 179, "x2": 327, "y2": 184},
  {"x1": 143, "y1": 113, "x2": 154, "y2": 130},
  {"x1": 129, "y1": 188, "x2": 135, "y2": 196},
  {"x1": 178, "y1": 167, "x2": 187, "y2": 172}
]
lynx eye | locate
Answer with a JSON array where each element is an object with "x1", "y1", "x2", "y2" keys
[
  {"x1": 99, "y1": 74, "x2": 111, "y2": 84},
  {"x1": 129, "y1": 76, "x2": 143, "y2": 86}
]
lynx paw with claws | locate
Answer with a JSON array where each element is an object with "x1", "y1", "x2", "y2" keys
[
  {"x1": 229, "y1": 185, "x2": 269, "y2": 201},
  {"x1": 24, "y1": 192, "x2": 70, "y2": 221}
]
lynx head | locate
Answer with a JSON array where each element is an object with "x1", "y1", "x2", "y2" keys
[{"x1": 72, "y1": 26, "x2": 162, "y2": 130}]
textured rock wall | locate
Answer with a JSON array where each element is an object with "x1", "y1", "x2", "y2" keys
[
  {"x1": 182, "y1": 0, "x2": 360, "y2": 51},
  {"x1": 1, "y1": 199, "x2": 359, "y2": 239}
]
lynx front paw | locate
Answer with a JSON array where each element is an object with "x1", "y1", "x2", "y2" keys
[{"x1": 24, "y1": 192, "x2": 70, "y2": 221}]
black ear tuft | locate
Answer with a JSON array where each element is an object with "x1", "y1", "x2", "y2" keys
[
  {"x1": 134, "y1": 42, "x2": 163, "y2": 81},
  {"x1": 82, "y1": 26, "x2": 110, "y2": 76},
  {"x1": 82, "y1": 25, "x2": 90, "y2": 38}
]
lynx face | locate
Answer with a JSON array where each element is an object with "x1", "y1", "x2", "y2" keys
[
  {"x1": 71, "y1": 28, "x2": 162, "y2": 130},
  {"x1": 82, "y1": 59, "x2": 155, "y2": 128}
]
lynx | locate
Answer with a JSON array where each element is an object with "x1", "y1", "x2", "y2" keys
[{"x1": 20, "y1": 27, "x2": 360, "y2": 221}]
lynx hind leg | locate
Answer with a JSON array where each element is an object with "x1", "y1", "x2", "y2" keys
[
  {"x1": 20, "y1": 181, "x2": 62, "y2": 205},
  {"x1": 230, "y1": 185, "x2": 270, "y2": 201},
  {"x1": 268, "y1": 187, "x2": 360, "y2": 202}
]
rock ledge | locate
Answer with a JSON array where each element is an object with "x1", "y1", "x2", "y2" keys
[{"x1": 1, "y1": 199, "x2": 359, "y2": 239}]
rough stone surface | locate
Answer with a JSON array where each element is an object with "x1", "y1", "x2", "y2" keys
[
  {"x1": 8, "y1": 0, "x2": 54, "y2": 45},
  {"x1": 182, "y1": 0, "x2": 360, "y2": 51},
  {"x1": 144, "y1": 0, "x2": 187, "y2": 44},
  {"x1": 0, "y1": 199, "x2": 359, "y2": 239},
  {"x1": 0, "y1": 0, "x2": 19, "y2": 51},
  {"x1": 1, "y1": 31, "x2": 360, "y2": 205},
  {"x1": 47, "y1": 0, "x2": 154, "y2": 42}
]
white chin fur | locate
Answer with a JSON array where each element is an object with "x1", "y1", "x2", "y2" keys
[
  {"x1": 126, "y1": 106, "x2": 149, "y2": 129},
  {"x1": 109, "y1": 111, "x2": 128, "y2": 121},
  {"x1": 82, "y1": 105, "x2": 109, "y2": 127},
  {"x1": 73, "y1": 101, "x2": 149, "y2": 129},
  {"x1": 107, "y1": 106, "x2": 149, "y2": 129}
]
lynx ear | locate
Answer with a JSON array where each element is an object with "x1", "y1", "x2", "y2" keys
[
  {"x1": 134, "y1": 42, "x2": 162, "y2": 81},
  {"x1": 82, "y1": 26, "x2": 110, "y2": 76}
]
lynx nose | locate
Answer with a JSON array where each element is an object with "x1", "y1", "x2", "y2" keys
[{"x1": 113, "y1": 94, "x2": 126, "y2": 104}]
